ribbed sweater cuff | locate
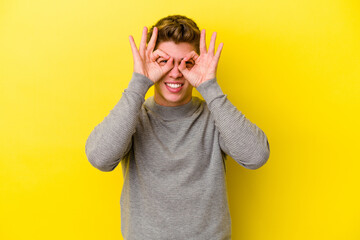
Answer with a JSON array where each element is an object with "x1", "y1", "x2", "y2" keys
[
  {"x1": 126, "y1": 72, "x2": 154, "y2": 97},
  {"x1": 196, "y1": 78, "x2": 225, "y2": 104}
]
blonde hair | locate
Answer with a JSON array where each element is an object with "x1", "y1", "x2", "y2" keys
[{"x1": 147, "y1": 15, "x2": 201, "y2": 54}]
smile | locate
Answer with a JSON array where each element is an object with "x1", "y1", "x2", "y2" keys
[
  {"x1": 164, "y1": 82, "x2": 184, "y2": 93},
  {"x1": 165, "y1": 83, "x2": 183, "y2": 89}
]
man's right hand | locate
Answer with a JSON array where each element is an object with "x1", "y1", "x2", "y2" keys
[{"x1": 129, "y1": 27, "x2": 174, "y2": 83}]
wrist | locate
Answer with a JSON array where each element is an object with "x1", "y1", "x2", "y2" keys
[
  {"x1": 127, "y1": 72, "x2": 154, "y2": 97},
  {"x1": 194, "y1": 77, "x2": 211, "y2": 88},
  {"x1": 196, "y1": 78, "x2": 224, "y2": 104}
]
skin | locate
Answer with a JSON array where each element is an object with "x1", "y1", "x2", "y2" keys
[
  {"x1": 129, "y1": 26, "x2": 223, "y2": 107},
  {"x1": 153, "y1": 41, "x2": 196, "y2": 106}
]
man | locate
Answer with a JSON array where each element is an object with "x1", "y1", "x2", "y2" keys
[{"x1": 85, "y1": 15, "x2": 270, "y2": 240}]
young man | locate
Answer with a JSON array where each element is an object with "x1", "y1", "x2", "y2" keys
[{"x1": 85, "y1": 15, "x2": 270, "y2": 240}]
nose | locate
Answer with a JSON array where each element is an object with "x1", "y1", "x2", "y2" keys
[{"x1": 168, "y1": 62, "x2": 183, "y2": 79}]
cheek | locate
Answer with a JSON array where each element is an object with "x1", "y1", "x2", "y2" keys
[
  {"x1": 154, "y1": 81, "x2": 162, "y2": 91},
  {"x1": 185, "y1": 82, "x2": 193, "y2": 92},
  {"x1": 154, "y1": 80, "x2": 167, "y2": 93}
]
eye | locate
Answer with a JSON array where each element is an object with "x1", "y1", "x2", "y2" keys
[
  {"x1": 157, "y1": 59, "x2": 168, "y2": 66},
  {"x1": 185, "y1": 61, "x2": 194, "y2": 68}
]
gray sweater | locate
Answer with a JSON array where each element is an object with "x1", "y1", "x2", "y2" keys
[{"x1": 85, "y1": 73, "x2": 270, "y2": 240}]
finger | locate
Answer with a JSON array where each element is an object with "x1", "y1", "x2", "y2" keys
[
  {"x1": 147, "y1": 27, "x2": 158, "y2": 54},
  {"x1": 184, "y1": 51, "x2": 199, "y2": 62},
  {"x1": 178, "y1": 59, "x2": 190, "y2": 75},
  {"x1": 200, "y1": 29, "x2": 207, "y2": 54},
  {"x1": 150, "y1": 49, "x2": 170, "y2": 62},
  {"x1": 162, "y1": 57, "x2": 174, "y2": 73},
  {"x1": 139, "y1": 26, "x2": 147, "y2": 59},
  {"x1": 214, "y1": 42, "x2": 224, "y2": 64},
  {"x1": 208, "y1": 32, "x2": 217, "y2": 55},
  {"x1": 129, "y1": 35, "x2": 141, "y2": 62}
]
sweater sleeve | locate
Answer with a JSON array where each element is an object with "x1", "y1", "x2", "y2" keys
[
  {"x1": 85, "y1": 72, "x2": 154, "y2": 172},
  {"x1": 196, "y1": 78, "x2": 270, "y2": 170}
]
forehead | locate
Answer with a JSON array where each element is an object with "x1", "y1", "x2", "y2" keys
[{"x1": 156, "y1": 41, "x2": 196, "y2": 60}]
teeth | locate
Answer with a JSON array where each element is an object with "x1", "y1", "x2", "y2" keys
[{"x1": 166, "y1": 83, "x2": 182, "y2": 89}]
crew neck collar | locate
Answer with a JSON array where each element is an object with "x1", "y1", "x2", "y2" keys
[{"x1": 145, "y1": 96, "x2": 201, "y2": 121}]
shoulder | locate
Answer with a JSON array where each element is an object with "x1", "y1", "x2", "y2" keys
[{"x1": 193, "y1": 96, "x2": 209, "y2": 111}]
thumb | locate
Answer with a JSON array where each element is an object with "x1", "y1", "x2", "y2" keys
[
  {"x1": 179, "y1": 58, "x2": 202, "y2": 87},
  {"x1": 161, "y1": 57, "x2": 174, "y2": 74},
  {"x1": 178, "y1": 59, "x2": 191, "y2": 78}
]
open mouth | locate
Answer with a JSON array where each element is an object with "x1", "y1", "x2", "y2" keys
[
  {"x1": 164, "y1": 82, "x2": 184, "y2": 93},
  {"x1": 165, "y1": 83, "x2": 184, "y2": 89}
]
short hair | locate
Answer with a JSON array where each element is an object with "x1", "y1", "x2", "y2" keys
[{"x1": 147, "y1": 15, "x2": 201, "y2": 54}]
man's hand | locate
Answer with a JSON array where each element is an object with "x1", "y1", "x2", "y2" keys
[
  {"x1": 178, "y1": 29, "x2": 223, "y2": 88},
  {"x1": 129, "y1": 27, "x2": 174, "y2": 83}
]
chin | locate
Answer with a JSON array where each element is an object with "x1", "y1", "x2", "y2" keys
[{"x1": 154, "y1": 82, "x2": 193, "y2": 107}]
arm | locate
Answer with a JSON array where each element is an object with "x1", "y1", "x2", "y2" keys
[
  {"x1": 85, "y1": 26, "x2": 173, "y2": 172},
  {"x1": 85, "y1": 73, "x2": 153, "y2": 172},
  {"x1": 178, "y1": 29, "x2": 269, "y2": 169},
  {"x1": 197, "y1": 78, "x2": 270, "y2": 170}
]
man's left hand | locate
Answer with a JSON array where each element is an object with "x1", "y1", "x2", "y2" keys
[{"x1": 178, "y1": 29, "x2": 223, "y2": 88}]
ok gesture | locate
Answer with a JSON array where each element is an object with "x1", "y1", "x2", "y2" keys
[
  {"x1": 129, "y1": 27, "x2": 174, "y2": 83},
  {"x1": 178, "y1": 29, "x2": 223, "y2": 87}
]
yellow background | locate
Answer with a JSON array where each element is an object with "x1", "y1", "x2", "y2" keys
[{"x1": 1, "y1": 0, "x2": 359, "y2": 239}]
